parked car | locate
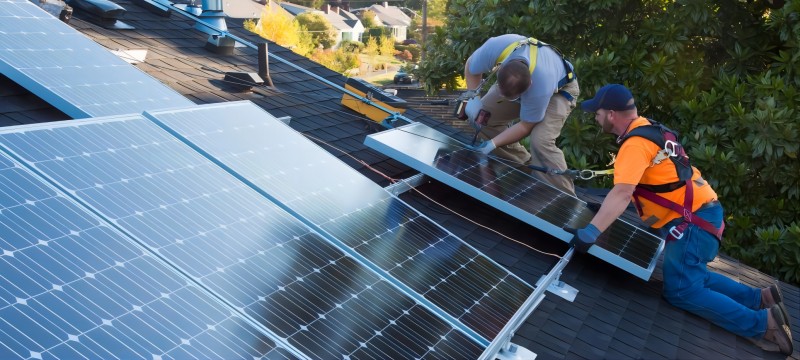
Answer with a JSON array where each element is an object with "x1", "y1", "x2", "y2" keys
[{"x1": 393, "y1": 70, "x2": 415, "y2": 84}]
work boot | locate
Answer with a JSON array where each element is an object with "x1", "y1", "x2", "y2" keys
[
  {"x1": 762, "y1": 305, "x2": 794, "y2": 355},
  {"x1": 761, "y1": 284, "x2": 791, "y2": 327}
]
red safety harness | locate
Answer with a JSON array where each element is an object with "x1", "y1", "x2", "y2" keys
[{"x1": 619, "y1": 120, "x2": 725, "y2": 242}]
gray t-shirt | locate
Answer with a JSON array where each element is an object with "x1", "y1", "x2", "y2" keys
[{"x1": 468, "y1": 34, "x2": 572, "y2": 123}]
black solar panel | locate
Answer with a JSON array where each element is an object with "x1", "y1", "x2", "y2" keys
[
  {"x1": 0, "y1": 152, "x2": 292, "y2": 359},
  {"x1": 146, "y1": 101, "x2": 533, "y2": 342},
  {"x1": 365, "y1": 122, "x2": 664, "y2": 280},
  {"x1": 0, "y1": 0, "x2": 193, "y2": 118},
  {"x1": 0, "y1": 115, "x2": 484, "y2": 359}
]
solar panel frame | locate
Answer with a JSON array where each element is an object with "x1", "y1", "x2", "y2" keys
[
  {"x1": 0, "y1": 115, "x2": 487, "y2": 359},
  {"x1": 0, "y1": 147, "x2": 297, "y2": 360},
  {"x1": 144, "y1": 101, "x2": 536, "y2": 343},
  {"x1": 364, "y1": 122, "x2": 665, "y2": 281},
  {"x1": 0, "y1": 0, "x2": 194, "y2": 118}
]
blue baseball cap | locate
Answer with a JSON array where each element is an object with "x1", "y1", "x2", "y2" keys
[{"x1": 580, "y1": 84, "x2": 636, "y2": 112}]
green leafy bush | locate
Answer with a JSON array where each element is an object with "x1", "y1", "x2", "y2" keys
[
  {"x1": 310, "y1": 48, "x2": 361, "y2": 74},
  {"x1": 421, "y1": 0, "x2": 800, "y2": 284},
  {"x1": 339, "y1": 40, "x2": 364, "y2": 53},
  {"x1": 395, "y1": 44, "x2": 421, "y2": 62}
]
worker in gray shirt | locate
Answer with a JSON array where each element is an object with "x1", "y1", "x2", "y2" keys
[{"x1": 463, "y1": 34, "x2": 579, "y2": 195}]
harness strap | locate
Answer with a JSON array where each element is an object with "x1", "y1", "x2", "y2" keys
[
  {"x1": 498, "y1": 38, "x2": 538, "y2": 73},
  {"x1": 633, "y1": 182, "x2": 725, "y2": 242},
  {"x1": 496, "y1": 37, "x2": 575, "y2": 87}
]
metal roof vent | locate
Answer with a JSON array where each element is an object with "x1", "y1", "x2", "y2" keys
[
  {"x1": 222, "y1": 71, "x2": 263, "y2": 92},
  {"x1": 33, "y1": 0, "x2": 73, "y2": 23},
  {"x1": 66, "y1": 0, "x2": 133, "y2": 29},
  {"x1": 194, "y1": 0, "x2": 234, "y2": 54}
]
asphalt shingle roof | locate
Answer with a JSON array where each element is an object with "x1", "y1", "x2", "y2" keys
[{"x1": 1, "y1": 1, "x2": 797, "y2": 358}]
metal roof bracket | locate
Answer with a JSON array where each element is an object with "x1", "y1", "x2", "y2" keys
[
  {"x1": 478, "y1": 248, "x2": 578, "y2": 360},
  {"x1": 380, "y1": 113, "x2": 412, "y2": 129}
]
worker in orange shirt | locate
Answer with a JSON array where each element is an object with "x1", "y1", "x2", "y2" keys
[{"x1": 570, "y1": 84, "x2": 792, "y2": 355}]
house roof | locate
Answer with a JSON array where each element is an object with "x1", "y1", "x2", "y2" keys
[
  {"x1": 279, "y1": 1, "x2": 363, "y2": 31},
  {"x1": 1, "y1": 1, "x2": 798, "y2": 359},
  {"x1": 360, "y1": 3, "x2": 410, "y2": 27},
  {"x1": 221, "y1": 0, "x2": 265, "y2": 19}
]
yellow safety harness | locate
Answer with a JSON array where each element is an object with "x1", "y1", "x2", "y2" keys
[{"x1": 495, "y1": 37, "x2": 576, "y2": 94}]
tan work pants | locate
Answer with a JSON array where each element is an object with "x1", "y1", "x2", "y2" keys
[{"x1": 478, "y1": 80, "x2": 579, "y2": 195}]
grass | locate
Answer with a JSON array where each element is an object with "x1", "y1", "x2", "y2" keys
[{"x1": 355, "y1": 53, "x2": 407, "y2": 86}]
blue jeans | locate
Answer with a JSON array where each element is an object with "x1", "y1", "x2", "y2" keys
[{"x1": 660, "y1": 202, "x2": 767, "y2": 338}]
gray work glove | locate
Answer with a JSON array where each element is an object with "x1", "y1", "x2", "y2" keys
[
  {"x1": 469, "y1": 139, "x2": 496, "y2": 154},
  {"x1": 458, "y1": 89, "x2": 478, "y2": 101},
  {"x1": 464, "y1": 96, "x2": 483, "y2": 131}
]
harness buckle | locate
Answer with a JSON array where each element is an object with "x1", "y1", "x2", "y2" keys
[
  {"x1": 664, "y1": 140, "x2": 680, "y2": 157},
  {"x1": 668, "y1": 225, "x2": 684, "y2": 240}
]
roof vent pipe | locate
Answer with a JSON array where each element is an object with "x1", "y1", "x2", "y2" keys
[
  {"x1": 257, "y1": 42, "x2": 274, "y2": 87},
  {"x1": 194, "y1": 0, "x2": 227, "y2": 33},
  {"x1": 200, "y1": 0, "x2": 222, "y2": 12},
  {"x1": 194, "y1": 0, "x2": 233, "y2": 54},
  {"x1": 186, "y1": 0, "x2": 202, "y2": 16}
]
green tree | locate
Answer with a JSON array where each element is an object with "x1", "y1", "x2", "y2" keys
[
  {"x1": 408, "y1": 16, "x2": 420, "y2": 40},
  {"x1": 421, "y1": 0, "x2": 800, "y2": 283},
  {"x1": 309, "y1": 48, "x2": 361, "y2": 74},
  {"x1": 291, "y1": 0, "x2": 325, "y2": 9},
  {"x1": 296, "y1": 12, "x2": 337, "y2": 49},
  {"x1": 360, "y1": 9, "x2": 379, "y2": 29}
]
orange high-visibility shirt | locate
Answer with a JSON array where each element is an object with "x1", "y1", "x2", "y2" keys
[{"x1": 613, "y1": 117, "x2": 718, "y2": 229}]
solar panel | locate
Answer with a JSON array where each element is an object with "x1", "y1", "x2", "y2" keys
[
  {"x1": 0, "y1": 115, "x2": 485, "y2": 359},
  {"x1": 0, "y1": 150, "x2": 295, "y2": 359},
  {"x1": 0, "y1": 0, "x2": 194, "y2": 118},
  {"x1": 145, "y1": 101, "x2": 534, "y2": 342},
  {"x1": 364, "y1": 122, "x2": 665, "y2": 281}
]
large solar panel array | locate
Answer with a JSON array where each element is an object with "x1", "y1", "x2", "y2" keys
[
  {"x1": 145, "y1": 101, "x2": 533, "y2": 342},
  {"x1": 365, "y1": 122, "x2": 665, "y2": 280},
  {"x1": 0, "y1": 0, "x2": 194, "y2": 119},
  {"x1": 0, "y1": 115, "x2": 486, "y2": 358},
  {"x1": 0, "y1": 149, "x2": 294, "y2": 359}
]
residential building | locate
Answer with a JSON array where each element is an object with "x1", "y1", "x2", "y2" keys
[
  {"x1": 353, "y1": 1, "x2": 411, "y2": 42},
  {"x1": 280, "y1": 1, "x2": 364, "y2": 46}
]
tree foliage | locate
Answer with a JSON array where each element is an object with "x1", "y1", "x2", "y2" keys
[
  {"x1": 421, "y1": 0, "x2": 800, "y2": 283},
  {"x1": 245, "y1": 3, "x2": 314, "y2": 56},
  {"x1": 359, "y1": 9, "x2": 379, "y2": 28},
  {"x1": 289, "y1": 0, "x2": 325, "y2": 9},
  {"x1": 295, "y1": 12, "x2": 338, "y2": 49},
  {"x1": 309, "y1": 48, "x2": 361, "y2": 74},
  {"x1": 379, "y1": 35, "x2": 396, "y2": 56}
]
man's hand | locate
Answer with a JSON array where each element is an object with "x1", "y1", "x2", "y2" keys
[
  {"x1": 458, "y1": 89, "x2": 478, "y2": 101},
  {"x1": 464, "y1": 97, "x2": 483, "y2": 130},
  {"x1": 563, "y1": 224, "x2": 601, "y2": 253},
  {"x1": 469, "y1": 139, "x2": 496, "y2": 154}
]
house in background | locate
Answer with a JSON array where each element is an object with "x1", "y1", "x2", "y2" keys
[
  {"x1": 221, "y1": 0, "x2": 266, "y2": 19},
  {"x1": 280, "y1": 1, "x2": 364, "y2": 47},
  {"x1": 352, "y1": 1, "x2": 411, "y2": 42}
]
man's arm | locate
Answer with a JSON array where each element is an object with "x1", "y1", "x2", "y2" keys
[
  {"x1": 464, "y1": 57, "x2": 483, "y2": 91},
  {"x1": 590, "y1": 183, "x2": 636, "y2": 231},
  {"x1": 490, "y1": 121, "x2": 535, "y2": 147}
]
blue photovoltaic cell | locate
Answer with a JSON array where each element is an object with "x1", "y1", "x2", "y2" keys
[
  {"x1": 146, "y1": 101, "x2": 534, "y2": 342},
  {"x1": 0, "y1": 151, "x2": 292, "y2": 359},
  {"x1": 364, "y1": 122, "x2": 664, "y2": 280},
  {"x1": 0, "y1": 116, "x2": 485, "y2": 359},
  {"x1": 0, "y1": 0, "x2": 194, "y2": 118}
]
